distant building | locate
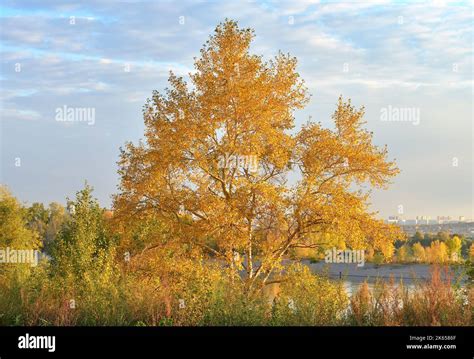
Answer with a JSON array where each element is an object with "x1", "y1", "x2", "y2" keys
[
  {"x1": 437, "y1": 216, "x2": 452, "y2": 224},
  {"x1": 416, "y1": 216, "x2": 431, "y2": 225},
  {"x1": 387, "y1": 216, "x2": 400, "y2": 224}
]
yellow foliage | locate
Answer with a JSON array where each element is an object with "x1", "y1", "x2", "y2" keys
[{"x1": 113, "y1": 20, "x2": 403, "y2": 293}]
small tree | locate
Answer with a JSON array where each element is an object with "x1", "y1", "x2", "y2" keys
[
  {"x1": 26, "y1": 203, "x2": 49, "y2": 239},
  {"x1": 396, "y1": 244, "x2": 412, "y2": 263},
  {"x1": 0, "y1": 186, "x2": 41, "y2": 279},
  {"x1": 51, "y1": 184, "x2": 113, "y2": 281},
  {"x1": 426, "y1": 240, "x2": 449, "y2": 263},
  {"x1": 413, "y1": 231, "x2": 423, "y2": 242},
  {"x1": 412, "y1": 242, "x2": 426, "y2": 262},
  {"x1": 445, "y1": 235, "x2": 462, "y2": 262}
]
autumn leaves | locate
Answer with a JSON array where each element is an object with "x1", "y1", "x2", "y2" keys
[{"x1": 113, "y1": 20, "x2": 403, "y2": 293}]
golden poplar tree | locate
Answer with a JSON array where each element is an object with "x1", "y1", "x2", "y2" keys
[
  {"x1": 114, "y1": 20, "x2": 403, "y2": 293},
  {"x1": 412, "y1": 242, "x2": 426, "y2": 262}
]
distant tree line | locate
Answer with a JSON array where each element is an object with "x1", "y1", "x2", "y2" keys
[{"x1": 391, "y1": 231, "x2": 472, "y2": 264}]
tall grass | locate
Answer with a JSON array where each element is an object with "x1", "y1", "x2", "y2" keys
[
  {"x1": 347, "y1": 266, "x2": 472, "y2": 326},
  {"x1": 1, "y1": 262, "x2": 471, "y2": 326}
]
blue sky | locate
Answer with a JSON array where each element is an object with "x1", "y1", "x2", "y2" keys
[{"x1": 0, "y1": 0, "x2": 472, "y2": 219}]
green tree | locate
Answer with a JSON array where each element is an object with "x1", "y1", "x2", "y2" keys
[
  {"x1": 51, "y1": 184, "x2": 112, "y2": 280},
  {"x1": 0, "y1": 186, "x2": 41, "y2": 279},
  {"x1": 26, "y1": 203, "x2": 49, "y2": 238},
  {"x1": 48, "y1": 184, "x2": 122, "y2": 325},
  {"x1": 421, "y1": 233, "x2": 433, "y2": 247},
  {"x1": 413, "y1": 231, "x2": 423, "y2": 242},
  {"x1": 0, "y1": 187, "x2": 40, "y2": 250},
  {"x1": 43, "y1": 202, "x2": 67, "y2": 254},
  {"x1": 436, "y1": 231, "x2": 450, "y2": 242},
  {"x1": 445, "y1": 235, "x2": 462, "y2": 262}
]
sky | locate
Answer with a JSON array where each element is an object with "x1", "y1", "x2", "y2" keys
[{"x1": 0, "y1": 0, "x2": 472, "y2": 220}]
